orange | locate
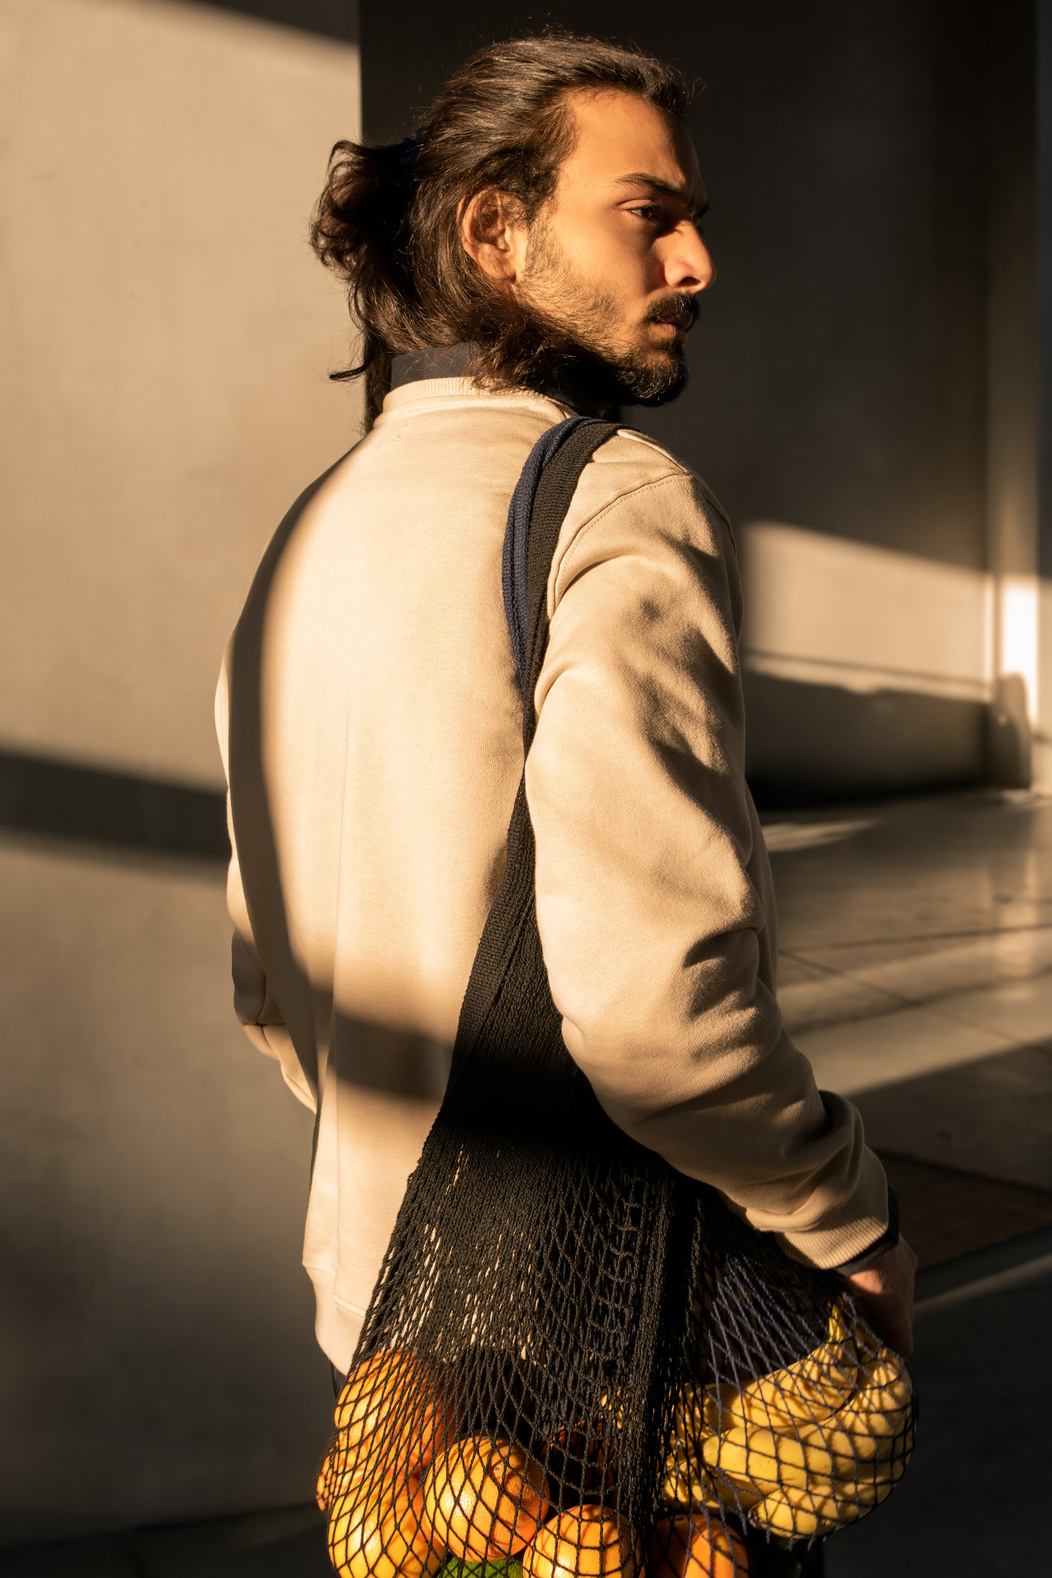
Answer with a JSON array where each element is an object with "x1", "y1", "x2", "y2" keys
[
  {"x1": 423, "y1": 1435, "x2": 549, "y2": 1560},
  {"x1": 317, "y1": 1440, "x2": 338, "y2": 1510},
  {"x1": 327, "y1": 1470, "x2": 443, "y2": 1578},
  {"x1": 331, "y1": 1350, "x2": 460, "y2": 1488},
  {"x1": 523, "y1": 1504, "x2": 638, "y2": 1578},
  {"x1": 650, "y1": 1515, "x2": 749, "y2": 1578}
]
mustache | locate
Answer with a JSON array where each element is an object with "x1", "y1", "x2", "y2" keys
[{"x1": 642, "y1": 293, "x2": 701, "y2": 330}]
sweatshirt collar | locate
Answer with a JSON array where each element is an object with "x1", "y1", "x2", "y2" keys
[
  {"x1": 386, "y1": 343, "x2": 605, "y2": 419},
  {"x1": 390, "y1": 344, "x2": 475, "y2": 387}
]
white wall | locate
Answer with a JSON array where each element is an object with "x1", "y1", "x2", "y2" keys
[{"x1": 0, "y1": 0, "x2": 361, "y2": 1543}]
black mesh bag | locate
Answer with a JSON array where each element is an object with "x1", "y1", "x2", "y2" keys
[{"x1": 317, "y1": 419, "x2": 916, "y2": 1578}]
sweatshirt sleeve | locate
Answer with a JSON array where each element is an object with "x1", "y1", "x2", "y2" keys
[
  {"x1": 526, "y1": 467, "x2": 890, "y2": 1270},
  {"x1": 215, "y1": 650, "x2": 316, "y2": 1114}
]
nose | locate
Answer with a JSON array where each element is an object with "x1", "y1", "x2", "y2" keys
[{"x1": 663, "y1": 223, "x2": 715, "y2": 294}]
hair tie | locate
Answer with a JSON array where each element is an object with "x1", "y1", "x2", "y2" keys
[{"x1": 398, "y1": 133, "x2": 422, "y2": 177}]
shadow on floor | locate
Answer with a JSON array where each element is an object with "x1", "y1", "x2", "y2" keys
[
  {"x1": 826, "y1": 1232, "x2": 1052, "y2": 1577},
  {"x1": 877, "y1": 1148, "x2": 1052, "y2": 1267},
  {"x1": 0, "y1": 1506, "x2": 330, "y2": 1578}
]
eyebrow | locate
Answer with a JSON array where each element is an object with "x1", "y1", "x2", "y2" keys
[{"x1": 614, "y1": 173, "x2": 709, "y2": 217}]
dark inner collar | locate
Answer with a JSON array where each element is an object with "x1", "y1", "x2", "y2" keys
[
  {"x1": 388, "y1": 342, "x2": 614, "y2": 420},
  {"x1": 390, "y1": 344, "x2": 474, "y2": 388}
]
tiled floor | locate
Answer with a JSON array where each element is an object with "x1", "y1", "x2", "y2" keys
[
  {"x1": 762, "y1": 789, "x2": 1052, "y2": 1574},
  {"x1": 764, "y1": 789, "x2": 1052, "y2": 1255},
  {"x1": 4, "y1": 789, "x2": 1050, "y2": 1574}
]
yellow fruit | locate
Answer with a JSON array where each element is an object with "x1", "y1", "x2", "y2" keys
[
  {"x1": 710, "y1": 1309, "x2": 861, "y2": 1436},
  {"x1": 334, "y1": 1352, "x2": 407, "y2": 1437},
  {"x1": 666, "y1": 1303, "x2": 914, "y2": 1546},
  {"x1": 650, "y1": 1515, "x2": 749, "y2": 1578},
  {"x1": 663, "y1": 1442, "x2": 762, "y2": 1516},
  {"x1": 747, "y1": 1475, "x2": 894, "y2": 1541},
  {"x1": 336, "y1": 1351, "x2": 459, "y2": 1463},
  {"x1": 523, "y1": 1505, "x2": 639, "y2": 1578},
  {"x1": 840, "y1": 1368, "x2": 914, "y2": 1427},
  {"x1": 327, "y1": 1472, "x2": 442, "y2": 1578},
  {"x1": 317, "y1": 1442, "x2": 336, "y2": 1511},
  {"x1": 701, "y1": 1415, "x2": 902, "y2": 1493},
  {"x1": 423, "y1": 1436, "x2": 548, "y2": 1561}
]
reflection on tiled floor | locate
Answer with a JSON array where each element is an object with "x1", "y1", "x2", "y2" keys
[
  {"x1": 764, "y1": 789, "x2": 1052, "y2": 1246},
  {"x1": 4, "y1": 791, "x2": 1050, "y2": 1574}
]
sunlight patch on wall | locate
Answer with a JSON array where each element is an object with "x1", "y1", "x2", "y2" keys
[
  {"x1": 0, "y1": 0, "x2": 361, "y2": 786},
  {"x1": 740, "y1": 522, "x2": 991, "y2": 703},
  {"x1": 1000, "y1": 575, "x2": 1039, "y2": 723}
]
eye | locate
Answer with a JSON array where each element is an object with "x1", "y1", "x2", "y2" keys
[{"x1": 627, "y1": 202, "x2": 663, "y2": 223}]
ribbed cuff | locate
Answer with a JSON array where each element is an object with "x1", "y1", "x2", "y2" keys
[{"x1": 833, "y1": 1186, "x2": 899, "y2": 1276}]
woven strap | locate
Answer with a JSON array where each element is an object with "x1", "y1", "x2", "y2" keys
[
  {"x1": 451, "y1": 417, "x2": 618, "y2": 1081},
  {"x1": 502, "y1": 416, "x2": 612, "y2": 688}
]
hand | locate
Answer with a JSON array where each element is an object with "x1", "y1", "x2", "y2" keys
[{"x1": 840, "y1": 1236, "x2": 918, "y2": 1357}]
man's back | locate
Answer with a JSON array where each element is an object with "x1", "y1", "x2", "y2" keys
[{"x1": 220, "y1": 375, "x2": 889, "y2": 1369}]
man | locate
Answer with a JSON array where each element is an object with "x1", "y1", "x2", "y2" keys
[{"x1": 217, "y1": 34, "x2": 916, "y2": 1381}]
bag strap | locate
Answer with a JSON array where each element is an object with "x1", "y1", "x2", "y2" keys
[
  {"x1": 450, "y1": 416, "x2": 618, "y2": 1082},
  {"x1": 502, "y1": 416, "x2": 619, "y2": 725}
]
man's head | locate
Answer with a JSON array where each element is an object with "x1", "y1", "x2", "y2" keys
[
  {"x1": 311, "y1": 34, "x2": 713, "y2": 418},
  {"x1": 461, "y1": 88, "x2": 712, "y2": 410}
]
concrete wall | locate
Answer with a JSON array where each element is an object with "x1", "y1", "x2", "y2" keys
[
  {"x1": 0, "y1": 0, "x2": 360, "y2": 1543},
  {"x1": 361, "y1": 0, "x2": 1041, "y2": 801},
  {"x1": 2, "y1": 0, "x2": 1047, "y2": 1548}
]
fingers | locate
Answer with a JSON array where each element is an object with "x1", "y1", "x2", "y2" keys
[
  {"x1": 840, "y1": 1238, "x2": 918, "y2": 1357},
  {"x1": 854, "y1": 1290, "x2": 914, "y2": 1358}
]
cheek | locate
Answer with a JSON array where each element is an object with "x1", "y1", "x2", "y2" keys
[
  {"x1": 549, "y1": 212, "x2": 645, "y2": 281},
  {"x1": 582, "y1": 229, "x2": 656, "y2": 303}
]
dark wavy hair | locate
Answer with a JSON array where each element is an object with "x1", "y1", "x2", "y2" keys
[{"x1": 310, "y1": 33, "x2": 692, "y2": 420}]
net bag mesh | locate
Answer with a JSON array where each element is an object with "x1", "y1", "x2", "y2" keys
[{"x1": 316, "y1": 423, "x2": 916, "y2": 1578}]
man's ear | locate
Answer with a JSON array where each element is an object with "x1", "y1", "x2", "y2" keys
[{"x1": 459, "y1": 188, "x2": 528, "y2": 283}]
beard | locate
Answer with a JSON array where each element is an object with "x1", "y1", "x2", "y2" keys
[{"x1": 475, "y1": 220, "x2": 697, "y2": 410}]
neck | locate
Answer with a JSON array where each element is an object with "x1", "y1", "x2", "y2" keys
[{"x1": 386, "y1": 340, "x2": 622, "y2": 423}]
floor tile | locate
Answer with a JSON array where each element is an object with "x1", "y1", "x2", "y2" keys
[
  {"x1": 791, "y1": 1004, "x2": 1013, "y2": 1095},
  {"x1": 775, "y1": 959, "x2": 900, "y2": 1038},
  {"x1": 785, "y1": 928, "x2": 1052, "y2": 1027},
  {"x1": 932, "y1": 969, "x2": 1052, "y2": 1044},
  {"x1": 854, "y1": 1043, "x2": 1052, "y2": 1191},
  {"x1": 875, "y1": 1153, "x2": 1052, "y2": 1266}
]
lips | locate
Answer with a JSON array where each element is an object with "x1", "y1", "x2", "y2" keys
[
  {"x1": 653, "y1": 316, "x2": 690, "y2": 342},
  {"x1": 645, "y1": 300, "x2": 696, "y2": 339}
]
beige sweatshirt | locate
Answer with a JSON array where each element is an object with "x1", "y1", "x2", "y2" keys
[{"x1": 217, "y1": 377, "x2": 889, "y2": 1372}]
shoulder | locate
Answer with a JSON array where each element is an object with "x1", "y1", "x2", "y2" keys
[{"x1": 553, "y1": 426, "x2": 735, "y2": 594}]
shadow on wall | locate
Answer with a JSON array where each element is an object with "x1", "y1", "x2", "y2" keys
[
  {"x1": 988, "y1": 672, "x2": 1032, "y2": 789},
  {"x1": 744, "y1": 673, "x2": 987, "y2": 807},
  {"x1": 198, "y1": 1, "x2": 357, "y2": 41}
]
